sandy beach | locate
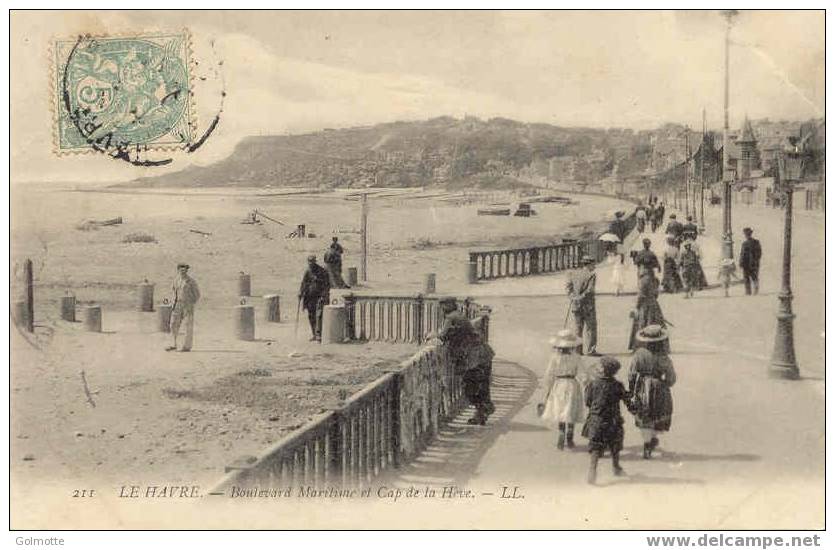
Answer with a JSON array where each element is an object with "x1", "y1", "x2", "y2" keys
[{"x1": 10, "y1": 182, "x2": 634, "y2": 495}]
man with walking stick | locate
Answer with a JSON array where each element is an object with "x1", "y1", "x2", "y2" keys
[
  {"x1": 566, "y1": 255, "x2": 599, "y2": 356},
  {"x1": 298, "y1": 255, "x2": 330, "y2": 341}
]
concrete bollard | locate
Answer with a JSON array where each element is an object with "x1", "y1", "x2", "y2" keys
[
  {"x1": 60, "y1": 295, "x2": 76, "y2": 322},
  {"x1": 137, "y1": 280, "x2": 154, "y2": 312},
  {"x1": 424, "y1": 273, "x2": 436, "y2": 294},
  {"x1": 264, "y1": 294, "x2": 281, "y2": 322},
  {"x1": 466, "y1": 261, "x2": 478, "y2": 284},
  {"x1": 346, "y1": 267, "x2": 358, "y2": 287},
  {"x1": 158, "y1": 301, "x2": 173, "y2": 332},
  {"x1": 321, "y1": 305, "x2": 346, "y2": 344},
  {"x1": 235, "y1": 303, "x2": 255, "y2": 341},
  {"x1": 83, "y1": 306, "x2": 102, "y2": 333},
  {"x1": 238, "y1": 273, "x2": 251, "y2": 297},
  {"x1": 12, "y1": 300, "x2": 27, "y2": 327}
]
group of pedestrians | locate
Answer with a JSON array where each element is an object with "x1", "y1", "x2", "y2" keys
[
  {"x1": 540, "y1": 323, "x2": 677, "y2": 484},
  {"x1": 659, "y1": 214, "x2": 708, "y2": 298},
  {"x1": 635, "y1": 197, "x2": 665, "y2": 234}
]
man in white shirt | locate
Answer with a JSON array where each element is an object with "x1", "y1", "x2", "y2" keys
[{"x1": 167, "y1": 263, "x2": 200, "y2": 352}]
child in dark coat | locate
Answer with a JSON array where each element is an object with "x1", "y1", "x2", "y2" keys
[{"x1": 582, "y1": 356, "x2": 631, "y2": 484}]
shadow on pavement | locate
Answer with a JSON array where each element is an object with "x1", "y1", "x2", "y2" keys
[{"x1": 381, "y1": 359, "x2": 539, "y2": 488}]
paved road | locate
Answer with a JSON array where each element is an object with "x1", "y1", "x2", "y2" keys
[{"x1": 392, "y1": 202, "x2": 824, "y2": 529}]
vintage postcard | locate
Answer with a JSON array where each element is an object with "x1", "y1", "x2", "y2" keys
[{"x1": 9, "y1": 10, "x2": 825, "y2": 533}]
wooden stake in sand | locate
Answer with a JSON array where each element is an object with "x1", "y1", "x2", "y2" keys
[{"x1": 79, "y1": 370, "x2": 96, "y2": 408}]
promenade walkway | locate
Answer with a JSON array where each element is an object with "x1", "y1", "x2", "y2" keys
[{"x1": 382, "y1": 202, "x2": 824, "y2": 529}]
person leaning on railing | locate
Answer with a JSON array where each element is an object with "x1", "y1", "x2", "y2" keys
[{"x1": 432, "y1": 298, "x2": 496, "y2": 425}]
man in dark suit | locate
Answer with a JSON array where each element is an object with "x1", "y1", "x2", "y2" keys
[
  {"x1": 682, "y1": 216, "x2": 699, "y2": 241},
  {"x1": 298, "y1": 255, "x2": 331, "y2": 340},
  {"x1": 665, "y1": 214, "x2": 684, "y2": 247},
  {"x1": 738, "y1": 227, "x2": 762, "y2": 295}
]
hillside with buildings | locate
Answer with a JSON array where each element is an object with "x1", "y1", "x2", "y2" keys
[{"x1": 122, "y1": 116, "x2": 824, "y2": 192}]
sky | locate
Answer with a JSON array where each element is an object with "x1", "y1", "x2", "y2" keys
[{"x1": 10, "y1": 10, "x2": 825, "y2": 183}]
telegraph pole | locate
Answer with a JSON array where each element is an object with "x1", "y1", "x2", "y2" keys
[
  {"x1": 683, "y1": 127, "x2": 690, "y2": 217},
  {"x1": 360, "y1": 193, "x2": 368, "y2": 282},
  {"x1": 720, "y1": 10, "x2": 738, "y2": 260},
  {"x1": 699, "y1": 108, "x2": 706, "y2": 233}
]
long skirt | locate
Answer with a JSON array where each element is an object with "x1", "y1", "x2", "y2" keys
[
  {"x1": 681, "y1": 263, "x2": 702, "y2": 291},
  {"x1": 661, "y1": 258, "x2": 682, "y2": 293},
  {"x1": 632, "y1": 376, "x2": 673, "y2": 431},
  {"x1": 541, "y1": 378, "x2": 585, "y2": 424}
]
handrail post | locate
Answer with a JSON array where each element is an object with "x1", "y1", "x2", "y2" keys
[
  {"x1": 390, "y1": 373, "x2": 402, "y2": 468},
  {"x1": 327, "y1": 413, "x2": 343, "y2": 486},
  {"x1": 343, "y1": 293, "x2": 356, "y2": 340}
]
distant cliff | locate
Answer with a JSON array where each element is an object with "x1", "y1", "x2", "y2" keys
[{"x1": 120, "y1": 116, "x2": 628, "y2": 189}]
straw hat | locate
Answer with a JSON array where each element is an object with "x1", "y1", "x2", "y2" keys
[
  {"x1": 549, "y1": 329, "x2": 579, "y2": 349},
  {"x1": 636, "y1": 324, "x2": 668, "y2": 343}
]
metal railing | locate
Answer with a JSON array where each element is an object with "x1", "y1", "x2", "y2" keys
[
  {"x1": 211, "y1": 311, "x2": 490, "y2": 493},
  {"x1": 468, "y1": 210, "x2": 637, "y2": 281},
  {"x1": 343, "y1": 293, "x2": 488, "y2": 343}
]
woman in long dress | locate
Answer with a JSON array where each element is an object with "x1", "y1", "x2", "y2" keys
[
  {"x1": 661, "y1": 236, "x2": 682, "y2": 293},
  {"x1": 628, "y1": 270, "x2": 667, "y2": 351},
  {"x1": 679, "y1": 241, "x2": 702, "y2": 298},
  {"x1": 607, "y1": 250, "x2": 625, "y2": 296},
  {"x1": 628, "y1": 325, "x2": 677, "y2": 459},
  {"x1": 540, "y1": 329, "x2": 587, "y2": 450}
]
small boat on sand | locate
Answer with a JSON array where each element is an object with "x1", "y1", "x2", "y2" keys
[{"x1": 477, "y1": 207, "x2": 511, "y2": 216}]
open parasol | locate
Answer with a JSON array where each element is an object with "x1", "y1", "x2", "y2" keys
[{"x1": 598, "y1": 233, "x2": 621, "y2": 243}]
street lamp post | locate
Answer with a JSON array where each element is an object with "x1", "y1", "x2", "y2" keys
[
  {"x1": 720, "y1": 10, "x2": 738, "y2": 261},
  {"x1": 769, "y1": 145, "x2": 803, "y2": 380}
]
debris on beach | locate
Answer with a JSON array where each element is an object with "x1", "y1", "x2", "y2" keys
[
  {"x1": 75, "y1": 217, "x2": 123, "y2": 231},
  {"x1": 122, "y1": 232, "x2": 157, "y2": 243},
  {"x1": 189, "y1": 229, "x2": 212, "y2": 236}
]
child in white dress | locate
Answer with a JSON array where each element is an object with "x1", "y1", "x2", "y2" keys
[
  {"x1": 608, "y1": 250, "x2": 625, "y2": 296},
  {"x1": 540, "y1": 329, "x2": 588, "y2": 449}
]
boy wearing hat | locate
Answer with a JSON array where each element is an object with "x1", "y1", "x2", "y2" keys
[
  {"x1": 298, "y1": 255, "x2": 331, "y2": 341},
  {"x1": 582, "y1": 356, "x2": 629, "y2": 484},
  {"x1": 738, "y1": 227, "x2": 762, "y2": 295},
  {"x1": 566, "y1": 256, "x2": 598, "y2": 356},
  {"x1": 168, "y1": 263, "x2": 200, "y2": 352}
]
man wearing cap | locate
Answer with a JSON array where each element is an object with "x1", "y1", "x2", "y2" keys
[
  {"x1": 298, "y1": 255, "x2": 331, "y2": 341},
  {"x1": 738, "y1": 227, "x2": 762, "y2": 295},
  {"x1": 167, "y1": 263, "x2": 200, "y2": 352},
  {"x1": 665, "y1": 214, "x2": 684, "y2": 247},
  {"x1": 324, "y1": 237, "x2": 349, "y2": 289},
  {"x1": 566, "y1": 256, "x2": 598, "y2": 356}
]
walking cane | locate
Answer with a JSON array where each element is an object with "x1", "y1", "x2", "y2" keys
[
  {"x1": 294, "y1": 296, "x2": 302, "y2": 338},
  {"x1": 563, "y1": 300, "x2": 572, "y2": 328}
]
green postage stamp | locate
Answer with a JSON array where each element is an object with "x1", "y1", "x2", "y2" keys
[{"x1": 53, "y1": 32, "x2": 195, "y2": 154}]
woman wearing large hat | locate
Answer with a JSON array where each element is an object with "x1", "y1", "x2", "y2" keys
[
  {"x1": 627, "y1": 325, "x2": 677, "y2": 459},
  {"x1": 540, "y1": 329, "x2": 587, "y2": 450}
]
